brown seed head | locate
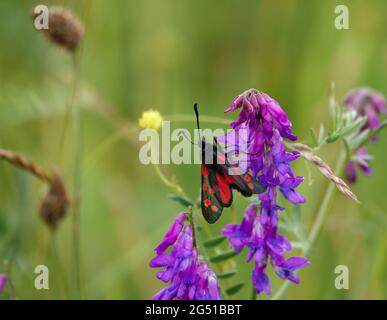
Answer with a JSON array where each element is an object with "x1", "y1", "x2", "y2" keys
[
  {"x1": 31, "y1": 6, "x2": 84, "y2": 51},
  {"x1": 39, "y1": 172, "x2": 69, "y2": 229}
]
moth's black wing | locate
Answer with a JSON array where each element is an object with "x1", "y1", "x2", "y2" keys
[
  {"x1": 200, "y1": 138, "x2": 265, "y2": 224},
  {"x1": 226, "y1": 165, "x2": 265, "y2": 196},
  {"x1": 201, "y1": 164, "x2": 226, "y2": 224},
  {"x1": 214, "y1": 140, "x2": 263, "y2": 193}
]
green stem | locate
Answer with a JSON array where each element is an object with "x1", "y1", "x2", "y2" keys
[
  {"x1": 85, "y1": 125, "x2": 137, "y2": 170},
  {"x1": 153, "y1": 165, "x2": 187, "y2": 197},
  {"x1": 305, "y1": 149, "x2": 346, "y2": 254},
  {"x1": 70, "y1": 53, "x2": 82, "y2": 299},
  {"x1": 272, "y1": 149, "x2": 347, "y2": 300},
  {"x1": 251, "y1": 286, "x2": 257, "y2": 300},
  {"x1": 186, "y1": 206, "x2": 197, "y2": 248}
]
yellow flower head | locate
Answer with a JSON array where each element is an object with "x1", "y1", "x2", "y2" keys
[{"x1": 138, "y1": 109, "x2": 163, "y2": 130}]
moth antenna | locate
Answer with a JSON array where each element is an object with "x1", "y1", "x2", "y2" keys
[
  {"x1": 177, "y1": 129, "x2": 196, "y2": 145},
  {"x1": 223, "y1": 145, "x2": 260, "y2": 157},
  {"x1": 193, "y1": 103, "x2": 202, "y2": 141}
]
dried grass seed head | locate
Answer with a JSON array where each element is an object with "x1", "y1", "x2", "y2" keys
[
  {"x1": 39, "y1": 173, "x2": 69, "y2": 229},
  {"x1": 31, "y1": 6, "x2": 84, "y2": 52}
]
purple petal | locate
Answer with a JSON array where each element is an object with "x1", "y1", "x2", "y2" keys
[
  {"x1": 280, "y1": 187, "x2": 306, "y2": 204},
  {"x1": 155, "y1": 212, "x2": 186, "y2": 255},
  {"x1": 266, "y1": 234, "x2": 292, "y2": 255},
  {"x1": 152, "y1": 285, "x2": 178, "y2": 300},
  {"x1": 221, "y1": 204, "x2": 257, "y2": 252},
  {"x1": 345, "y1": 161, "x2": 357, "y2": 183},
  {"x1": 252, "y1": 267, "x2": 271, "y2": 295},
  {"x1": 273, "y1": 257, "x2": 309, "y2": 283},
  {"x1": 150, "y1": 254, "x2": 175, "y2": 268},
  {"x1": 283, "y1": 257, "x2": 310, "y2": 270},
  {"x1": 0, "y1": 275, "x2": 7, "y2": 294}
]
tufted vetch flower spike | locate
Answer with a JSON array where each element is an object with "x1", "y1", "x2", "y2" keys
[
  {"x1": 343, "y1": 87, "x2": 386, "y2": 183},
  {"x1": 150, "y1": 213, "x2": 221, "y2": 300},
  {"x1": 344, "y1": 87, "x2": 386, "y2": 132},
  {"x1": 221, "y1": 89, "x2": 309, "y2": 295}
]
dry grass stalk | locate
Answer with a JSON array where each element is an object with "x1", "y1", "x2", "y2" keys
[
  {"x1": 0, "y1": 149, "x2": 52, "y2": 183},
  {"x1": 291, "y1": 143, "x2": 359, "y2": 202},
  {"x1": 0, "y1": 148, "x2": 69, "y2": 228}
]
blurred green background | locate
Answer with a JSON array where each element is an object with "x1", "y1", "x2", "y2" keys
[{"x1": 0, "y1": 0, "x2": 386, "y2": 299}]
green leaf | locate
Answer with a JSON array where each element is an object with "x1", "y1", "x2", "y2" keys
[
  {"x1": 216, "y1": 270, "x2": 237, "y2": 279},
  {"x1": 328, "y1": 82, "x2": 337, "y2": 120},
  {"x1": 226, "y1": 283, "x2": 244, "y2": 295},
  {"x1": 167, "y1": 194, "x2": 193, "y2": 207},
  {"x1": 343, "y1": 138, "x2": 351, "y2": 159},
  {"x1": 209, "y1": 251, "x2": 239, "y2": 263},
  {"x1": 340, "y1": 116, "x2": 367, "y2": 137},
  {"x1": 349, "y1": 129, "x2": 371, "y2": 151},
  {"x1": 318, "y1": 124, "x2": 326, "y2": 145},
  {"x1": 326, "y1": 132, "x2": 340, "y2": 143},
  {"x1": 203, "y1": 236, "x2": 226, "y2": 248}
]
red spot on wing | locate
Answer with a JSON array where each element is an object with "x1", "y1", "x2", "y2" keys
[
  {"x1": 215, "y1": 173, "x2": 232, "y2": 205},
  {"x1": 203, "y1": 199, "x2": 211, "y2": 207},
  {"x1": 202, "y1": 183, "x2": 208, "y2": 192},
  {"x1": 210, "y1": 205, "x2": 218, "y2": 212},
  {"x1": 201, "y1": 165, "x2": 209, "y2": 178},
  {"x1": 243, "y1": 175, "x2": 251, "y2": 182}
]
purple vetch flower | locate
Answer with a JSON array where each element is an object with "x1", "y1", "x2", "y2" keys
[
  {"x1": 154, "y1": 212, "x2": 186, "y2": 255},
  {"x1": 222, "y1": 204, "x2": 309, "y2": 295},
  {"x1": 221, "y1": 89, "x2": 305, "y2": 207},
  {"x1": 150, "y1": 213, "x2": 221, "y2": 300},
  {"x1": 221, "y1": 203, "x2": 256, "y2": 252},
  {"x1": 343, "y1": 87, "x2": 385, "y2": 183},
  {"x1": 220, "y1": 89, "x2": 309, "y2": 295},
  {"x1": 344, "y1": 87, "x2": 386, "y2": 132},
  {"x1": 345, "y1": 147, "x2": 372, "y2": 183},
  {"x1": 0, "y1": 274, "x2": 7, "y2": 294},
  {"x1": 273, "y1": 257, "x2": 309, "y2": 284}
]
